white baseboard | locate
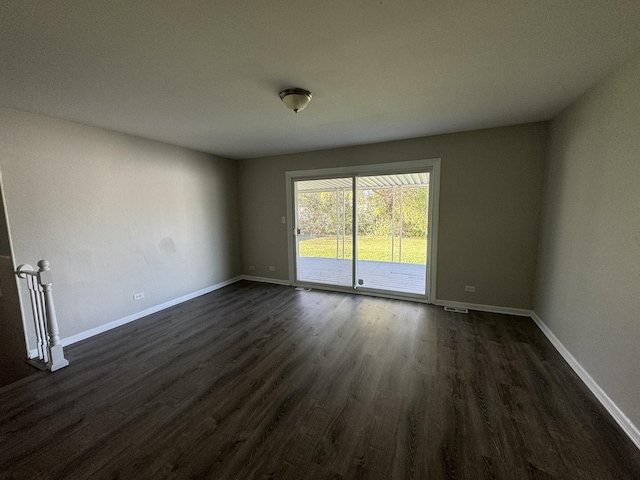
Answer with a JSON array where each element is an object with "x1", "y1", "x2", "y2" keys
[
  {"x1": 53, "y1": 276, "x2": 242, "y2": 350},
  {"x1": 240, "y1": 275, "x2": 291, "y2": 286},
  {"x1": 434, "y1": 299, "x2": 532, "y2": 317},
  {"x1": 531, "y1": 311, "x2": 640, "y2": 450}
]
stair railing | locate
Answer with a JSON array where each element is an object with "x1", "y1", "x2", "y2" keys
[{"x1": 16, "y1": 260, "x2": 69, "y2": 371}]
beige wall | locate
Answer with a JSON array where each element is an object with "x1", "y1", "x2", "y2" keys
[
  {"x1": 239, "y1": 123, "x2": 547, "y2": 309},
  {"x1": 0, "y1": 108, "x2": 241, "y2": 345},
  {"x1": 534, "y1": 54, "x2": 640, "y2": 427}
]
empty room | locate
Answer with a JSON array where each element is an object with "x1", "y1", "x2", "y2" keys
[{"x1": 1, "y1": 1, "x2": 639, "y2": 479}]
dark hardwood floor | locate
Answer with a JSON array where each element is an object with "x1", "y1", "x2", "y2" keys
[{"x1": 1, "y1": 281, "x2": 639, "y2": 479}]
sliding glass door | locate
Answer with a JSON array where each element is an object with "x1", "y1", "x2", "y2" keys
[
  {"x1": 355, "y1": 173, "x2": 429, "y2": 295},
  {"x1": 295, "y1": 178, "x2": 353, "y2": 287},
  {"x1": 292, "y1": 164, "x2": 435, "y2": 300}
]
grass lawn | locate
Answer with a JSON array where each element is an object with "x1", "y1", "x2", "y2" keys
[{"x1": 299, "y1": 235, "x2": 427, "y2": 264}]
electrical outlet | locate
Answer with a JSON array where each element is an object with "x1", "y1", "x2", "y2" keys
[
  {"x1": 281, "y1": 216, "x2": 286, "y2": 224},
  {"x1": 133, "y1": 292, "x2": 144, "y2": 300},
  {"x1": 248, "y1": 265, "x2": 255, "y2": 270},
  {"x1": 465, "y1": 286, "x2": 476, "y2": 292},
  {"x1": 268, "y1": 266, "x2": 275, "y2": 271}
]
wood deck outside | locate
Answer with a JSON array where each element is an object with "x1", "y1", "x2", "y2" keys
[{"x1": 297, "y1": 256, "x2": 426, "y2": 294}]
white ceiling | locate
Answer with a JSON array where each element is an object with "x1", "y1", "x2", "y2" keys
[{"x1": 2, "y1": 1, "x2": 640, "y2": 160}]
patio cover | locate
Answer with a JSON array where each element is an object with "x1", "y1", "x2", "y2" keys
[{"x1": 296, "y1": 173, "x2": 429, "y2": 192}]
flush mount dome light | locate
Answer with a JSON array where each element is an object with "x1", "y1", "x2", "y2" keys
[{"x1": 279, "y1": 88, "x2": 312, "y2": 113}]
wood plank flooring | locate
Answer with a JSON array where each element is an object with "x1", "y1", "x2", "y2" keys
[{"x1": 1, "y1": 281, "x2": 639, "y2": 479}]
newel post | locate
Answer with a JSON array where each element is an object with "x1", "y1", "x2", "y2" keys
[{"x1": 37, "y1": 260, "x2": 69, "y2": 371}]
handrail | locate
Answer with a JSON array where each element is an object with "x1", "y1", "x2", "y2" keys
[{"x1": 16, "y1": 260, "x2": 69, "y2": 372}]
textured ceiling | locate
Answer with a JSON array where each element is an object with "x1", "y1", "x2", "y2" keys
[{"x1": 2, "y1": 1, "x2": 640, "y2": 159}]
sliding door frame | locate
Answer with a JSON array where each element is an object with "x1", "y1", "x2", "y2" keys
[{"x1": 286, "y1": 159, "x2": 440, "y2": 303}]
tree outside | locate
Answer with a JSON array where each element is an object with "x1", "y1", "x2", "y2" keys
[{"x1": 297, "y1": 184, "x2": 429, "y2": 264}]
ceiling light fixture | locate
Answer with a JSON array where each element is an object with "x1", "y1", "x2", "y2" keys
[{"x1": 279, "y1": 88, "x2": 312, "y2": 113}]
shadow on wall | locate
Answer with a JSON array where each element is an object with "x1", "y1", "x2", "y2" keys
[{"x1": 0, "y1": 180, "x2": 32, "y2": 387}]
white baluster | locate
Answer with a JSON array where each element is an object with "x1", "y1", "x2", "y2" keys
[
  {"x1": 34, "y1": 279, "x2": 49, "y2": 363},
  {"x1": 31, "y1": 275, "x2": 48, "y2": 362},
  {"x1": 37, "y1": 260, "x2": 69, "y2": 371},
  {"x1": 18, "y1": 264, "x2": 44, "y2": 364}
]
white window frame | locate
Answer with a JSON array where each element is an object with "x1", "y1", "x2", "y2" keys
[{"x1": 285, "y1": 159, "x2": 440, "y2": 303}]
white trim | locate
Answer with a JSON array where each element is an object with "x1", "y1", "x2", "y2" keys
[
  {"x1": 240, "y1": 275, "x2": 291, "y2": 286},
  {"x1": 27, "y1": 276, "x2": 244, "y2": 356},
  {"x1": 285, "y1": 158, "x2": 440, "y2": 303},
  {"x1": 531, "y1": 311, "x2": 640, "y2": 450},
  {"x1": 427, "y1": 159, "x2": 440, "y2": 302},
  {"x1": 434, "y1": 299, "x2": 532, "y2": 317},
  {"x1": 295, "y1": 281, "x2": 432, "y2": 304},
  {"x1": 0, "y1": 169, "x2": 33, "y2": 358},
  {"x1": 286, "y1": 159, "x2": 442, "y2": 179},
  {"x1": 241, "y1": 275, "x2": 433, "y2": 304},
  {"x1": 285, "y1": 173, "x2": 296, "y2": 286}
]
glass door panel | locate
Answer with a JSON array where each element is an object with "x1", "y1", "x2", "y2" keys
[
  {"x1": 355, "y1": 173, "x2": 429, "y2": 295},
  {"x1": 295, "y1": 178, "x2": 353, "y2": 287}
]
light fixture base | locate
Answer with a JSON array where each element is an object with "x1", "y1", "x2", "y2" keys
[{"x1": 279, "y1": 88, "x2": 312, "y2": 113}]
